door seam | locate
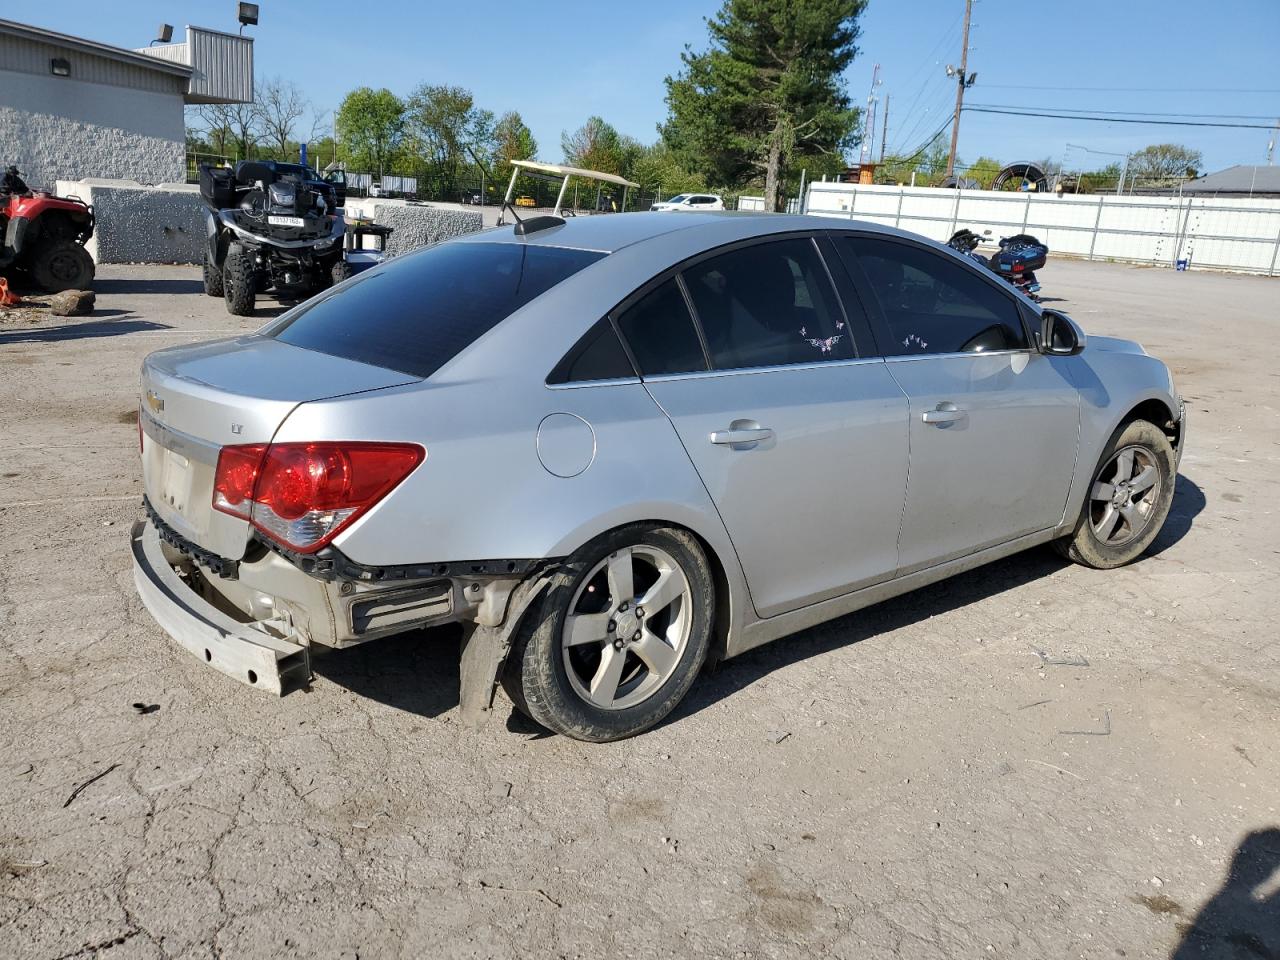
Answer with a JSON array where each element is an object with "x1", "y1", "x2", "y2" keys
[{"x1": 637, "y1": 379, "x2": 761, "y2": 618}]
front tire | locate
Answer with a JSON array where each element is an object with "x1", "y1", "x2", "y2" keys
[
  {"x1": 31, "y1": 240, "x2": 94, "y2": 292},
  {"x1": 1056, "y1": 419, "x2": 1176, "y2": 568},
  {"x1": 222, "y1": 247, "x2": 255, "y2": 316},
  {"x1": 503, "y1": 525, "x2": 714, "y2": 742}
]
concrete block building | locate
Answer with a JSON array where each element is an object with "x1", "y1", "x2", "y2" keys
[{"x1": 0, "y1": 18, "x2": 252, "y2": 191}]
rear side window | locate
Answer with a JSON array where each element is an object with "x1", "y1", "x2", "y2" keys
[
  {"x1": 271, "y1": 242, "x2": 605, "y2": 378},
  {"x1": 547, "y1": 317, "x2": 635, "y2": 384},
  {"x1": 614, "y1": 279, "x2": 707, "y2": 376},
  {"x1": 838, "y1": 237, "x2": 1026, "y2": 356},
  {"x1": 682, "y1": 237, "x2": 854, "y2": 370}
]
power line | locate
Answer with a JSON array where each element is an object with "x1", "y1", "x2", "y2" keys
[
  {"x1": 891, "y1": 115, "x2": 956, "y2": 167},
  {"x1": 963, "y1": 107, "x2": 1276, "y2": 130},
  {"x1": 977, "y1": 84, "x2": 1280, "y2": 93},
  {"x1": 969, "y1": 102, "x2": 1279, "y2": 120},
  {"x1": 886, "y1": 13, "x2": 965, "y2": 154}
]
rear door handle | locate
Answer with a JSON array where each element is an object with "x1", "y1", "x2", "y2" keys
[
  {"x1": 710, "y1": 425, "x2": 774, "y2": 446},
  {"x1": 922, "y1": 402, "x2": 967, "y2": 425}
]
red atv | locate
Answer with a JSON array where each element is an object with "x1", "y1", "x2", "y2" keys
[{"x1": 0, "y1": 166, "x2": 96, "y2": 292}]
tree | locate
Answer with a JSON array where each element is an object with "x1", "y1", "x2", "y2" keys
[
  {"x1": 194, "y1": 101, "x2": 256, "y2": 160},
  {"x1": 405, "y1": 84, "x2": 495, "y2": 193},
  {"x1": 629, "y1": 142, "x2": 705, "y2": 196},
  {"x1": 662, "y1": 0, "x2": 867, "y2": 210},
  {"x1": 493, "y1": 111, "x2": 537, "y2": 170},
  {"x1": 967, "y1": 156, "x2": 1002, "y2": 189},
  {"x1": 562, "y1": 116, "x2": 628, "y2": 175},
  {"x1": 1129, "y1": 143, "x2": 1203, "y2": 181},
  {"x1": 254, "y1": 77, "x2": 309, "y2": 158},
  {"x1": 336, "y1": 87, "x2": 405, "y2": 177}
]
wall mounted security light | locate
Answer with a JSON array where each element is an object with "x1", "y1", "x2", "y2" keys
[
  {"x1": 238, "y1": 3, "x2": 259, "y2": 27},
  {"x1": 50, "y1": 57, "x2": 70, "y2": 77},
  {"x1": 151, "y1": 24, "x2": 174, "y2": 45}
]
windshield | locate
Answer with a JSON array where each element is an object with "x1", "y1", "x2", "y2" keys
[
  {"x1": 667, "y1": 195, "x2": 689, "y2": 203},
  {"x1": 270, "y1": 241, "x2": 606, "y2": 378}
]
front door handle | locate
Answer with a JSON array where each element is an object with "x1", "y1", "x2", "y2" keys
[
  {"x1": 922, "y1": 402, "x2": 968, "y2": 425},
  {"x1": 710, "y1": 422, "x2": 774, "y2": 447}
]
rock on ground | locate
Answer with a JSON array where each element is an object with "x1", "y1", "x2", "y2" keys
[{"x1": 48, "y1": 289, "x2": 95, "y2": 316}]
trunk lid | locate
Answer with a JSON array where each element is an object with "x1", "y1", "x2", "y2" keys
[{"x1": 140, "y1": 335, "x2": 417, "y2": 560}]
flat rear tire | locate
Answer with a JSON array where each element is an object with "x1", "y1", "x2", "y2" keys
[{"x1": 502, "y1": 525, "x2": 714, "y2": 742}]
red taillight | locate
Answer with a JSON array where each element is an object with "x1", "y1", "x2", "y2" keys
[
  {"x1": 212, "y1": 443, "x2": 268, "y2": 518},
  {"x1": 212, "y1": 441, "x2": 423, "y2": 552},
  {"x1": 1012, "y1": 263, "x2": 1024, "y2": 272}
]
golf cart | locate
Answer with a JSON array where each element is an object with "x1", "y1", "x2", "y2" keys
[{"x1": 497, "y1": 160, "x2": 639, "y2": 228}]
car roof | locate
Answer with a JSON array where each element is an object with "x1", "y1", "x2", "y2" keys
[{"x1": 458, "y1": 211, "x2": 907, "y2": 254}]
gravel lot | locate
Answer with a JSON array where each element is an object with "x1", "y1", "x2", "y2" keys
[{"x1": 1, "y1": 258, "x2": 1277, "y2": 960}]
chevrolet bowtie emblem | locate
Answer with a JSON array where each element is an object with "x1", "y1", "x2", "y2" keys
[{"x1": 145, "y1": 390, "x2": 164, "y2": 414}]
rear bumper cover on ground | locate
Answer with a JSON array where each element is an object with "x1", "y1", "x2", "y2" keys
[{"x1": 131, "y1": 519, "x2": 310, "y2": 694}]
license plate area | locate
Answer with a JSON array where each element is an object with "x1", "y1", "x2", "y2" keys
[
  {"x1": 268, "y1": 215, "x2": 305, "y2": 227},
  {"x1": 158, "y1": 448, "x2": 194, "y2": 514}
]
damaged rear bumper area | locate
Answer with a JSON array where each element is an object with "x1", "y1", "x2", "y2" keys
[
  {"x1": 132, "y1": 513, "x2": 557, "y2": 718},
  {"x1": 132, "y1": 520, "x2": 311, "y2": 694}
]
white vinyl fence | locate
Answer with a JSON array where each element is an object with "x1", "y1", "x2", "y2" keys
[{"x1": 805, "y1": 182, "x2": 1280, "y2": 276}]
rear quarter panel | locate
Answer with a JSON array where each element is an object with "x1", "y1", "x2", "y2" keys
[{"x1": 274, "y1": 375, "x2": 752, "y2": 645}]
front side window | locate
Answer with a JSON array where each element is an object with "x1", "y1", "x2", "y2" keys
[
  {"x1": 682, "y1": 237, "x2": 854, "y2": 370},
  {"x1": 614, "y1": 278, "x2": 707, "y2": 376},
  {"x1": 838, "y1": 237, "x2": 1027, "y2": 356},
  {"x1": 271, "y1": 242, "x2": 605, "y2": 378}
]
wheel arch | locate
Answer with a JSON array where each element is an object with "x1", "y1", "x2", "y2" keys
[
  {"x1": 1118, "y1": 397, "x2": 1181, "y2": 451},
  {"x1": 547, "y1": 511, "x2": 745, "y2": 666},
  {"x1": 1059, "y1": 390, "x2": 1183, "y2": 536}
]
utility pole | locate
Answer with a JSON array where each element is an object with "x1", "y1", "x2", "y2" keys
[
  {"x1": 859, "y1": 64, "x2": 882, "y2": 168},
  {"x1": 879, "y1": 94, "x2": 890, "y2": 163},
  {"x1": 945, "y1": 0, "x2": 976, "y2": 177}
]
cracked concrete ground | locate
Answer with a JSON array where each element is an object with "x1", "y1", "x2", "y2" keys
[{"x1": 1, "y1": 260, "x2": 1277, "y2": 960}]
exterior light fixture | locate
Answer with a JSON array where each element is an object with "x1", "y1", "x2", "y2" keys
[
  {"x1": 238, "y1": 3, "x2": 259, "y2": 27},
  {"x1": 151, "y1": 24, "x2": 174, "y2": 45},
  {"x1": 50, "y1": 57, "x2": 70, "y2": 77}
]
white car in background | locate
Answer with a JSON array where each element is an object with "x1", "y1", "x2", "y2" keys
[{"x1": 651, "y1": 193, "x2": 724, "y2": 212}]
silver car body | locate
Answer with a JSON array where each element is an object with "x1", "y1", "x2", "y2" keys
[{"x1": 132, "y1": 212, "x2": 1184, "y2": 699}]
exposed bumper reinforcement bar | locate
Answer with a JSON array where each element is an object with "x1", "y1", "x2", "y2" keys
[{"x1": 131, "y1": 520, "x2": 311, "y2": 695}]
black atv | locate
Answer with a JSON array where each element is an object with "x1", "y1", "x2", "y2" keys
[{"x1": 198, "y1": 161, "x2": 349, "y2": 316}]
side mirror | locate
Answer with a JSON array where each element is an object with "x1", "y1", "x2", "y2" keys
[{"x1": 1039, "y1": 309, "x2": 1086, "y2": 356}]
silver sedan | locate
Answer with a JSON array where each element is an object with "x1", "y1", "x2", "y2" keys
[{"x1": 132, "y1": 212, "x2": 1185, "y2": 741}]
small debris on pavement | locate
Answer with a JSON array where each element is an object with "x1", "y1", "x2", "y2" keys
[
  {"x1": 63, "y1": 762, "x2": 120, "y2": 808},
  {"x1": 131, "y1": 703, "x2": 160, "y2": 715},
  {"x1": 1059, "y1": 708, "x2": 1112, "y2": 737},
  {"x1": 1031, "y1": 646, "x2": 1090, "y2": 667},
  {"x1": 767, "y1": 729, "x2": 791, "y2": 744},
  {"x1": 490, "y1": 780, "x2": 512, "y2": 799}
]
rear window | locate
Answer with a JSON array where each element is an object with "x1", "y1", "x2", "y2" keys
[{"x1": 271, "y1": 241, "x2": 605, "y2": 378}]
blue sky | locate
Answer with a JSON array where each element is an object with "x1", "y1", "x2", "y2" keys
[{"x1": 32, "y1": 0, "x2": 1280, "y2": 173}]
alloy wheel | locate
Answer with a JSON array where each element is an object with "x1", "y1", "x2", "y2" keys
[
  {"x1": 1089, "y1": 444, "x2": 1162, "y2": 546},
  {"x1": 561, "y1": 545, "x2": 692, "y2": 711}
]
